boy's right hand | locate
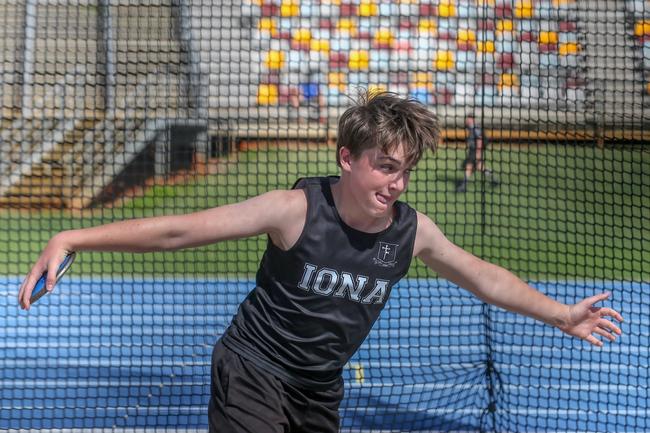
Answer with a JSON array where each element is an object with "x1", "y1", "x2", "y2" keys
[{"x1": 18, "y1": 238, "x2": 73, "y2": 310}]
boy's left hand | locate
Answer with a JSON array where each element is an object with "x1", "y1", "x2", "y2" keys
[{"x1": 560, "y1": 292, "x2": 624, "y2": 347}]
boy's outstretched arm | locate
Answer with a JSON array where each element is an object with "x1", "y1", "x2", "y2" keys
[
  {"x1": 413, "y1": 212, "x2": 623, "y2": 347},
  {"x1": 18, "y1": 189, "x2": 306, "y2": 310}
]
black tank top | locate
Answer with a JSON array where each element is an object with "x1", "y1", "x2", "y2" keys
[{"x1": 222, "y1": 176, "x2": 418, "y2": 389}]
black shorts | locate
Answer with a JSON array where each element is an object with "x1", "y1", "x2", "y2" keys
[{"x1": 208, "y1": 340, "x2": 344, "y2": 433}]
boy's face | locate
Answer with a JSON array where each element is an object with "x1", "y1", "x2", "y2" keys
[{"x1": 341, "y1": 144, "x2": 412, "y2": 219}]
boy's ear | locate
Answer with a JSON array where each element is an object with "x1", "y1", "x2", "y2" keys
[{"x1": 339, "y1": 146, "x2": 353, "y2": 171}]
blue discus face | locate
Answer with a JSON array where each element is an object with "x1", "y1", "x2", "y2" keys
[
  {"x1": 29, "y1": 252, "x2": 76, "y2": 304},
  {"x1": 30, "y1": 273, "x2": 49, "y2": 304}
]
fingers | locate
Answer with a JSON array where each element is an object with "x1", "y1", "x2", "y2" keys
[
  {"x1": 593, "y1": 326, "x2": 617, "y2": 342},
  {"x1": 585, "y1": 327, "x2": 617, "y2": 347},
  {"x1": 586, "y1": 293, "x2": 625, "y2": 322},
  {"x1": 18, "y1": 260, "x2": 56, "y2": 311},
  {"x1": 585, "y1": 335, "x2": 603, "y2": 347},
  {"x1": 18, "y1": 243, "x2": 72, "y2": 310},
  {"x1": 600, "y1": 307, "x2": 624, "y2": 323},
  {"x1": 17, "y1": 279, "x2": 27, "y2": 310},
  {"x1": 598, "y1": 317, "x2": 622, "y2": 337},
  {"x1": 46, "y1": 264, "x2": 58, "y2": 293},
  {"x1": 586, "y1": 317, "x2": 623, "y2": 347},
  {"x1": 592, "y1": 306, "x2": 624, "y2": 345},
  {"x1": 18, "y1": 270, "x2": 40, "y2": 310},
  {"x1": 585, "y1": 291, "x2": 611, "y2": 306}
]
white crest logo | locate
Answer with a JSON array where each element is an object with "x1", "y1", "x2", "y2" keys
[{"x1": 373, "y1": 242, "x2": 398, "y2": 267}]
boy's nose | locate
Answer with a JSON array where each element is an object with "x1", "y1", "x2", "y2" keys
[{"x1": 389, "y1": 174, "x2": 406, "y2": 192}]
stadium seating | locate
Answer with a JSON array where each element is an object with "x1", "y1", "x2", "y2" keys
[
  {"x1": 251, "y1": 0, "x2": 588, "y2": 110},
  {"x1": 629, "y1": 1, "x2": 650, "y2": 96},
  {"x1": 0, "y1": 1, "x2": 203, "y2": 208}
]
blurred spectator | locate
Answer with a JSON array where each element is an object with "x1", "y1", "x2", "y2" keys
[{"x1": 456, "y1": 114, "x2": 499, "y2": 193}]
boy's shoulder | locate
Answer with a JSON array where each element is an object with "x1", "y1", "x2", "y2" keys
[{"x1": 291, "y1": 176, "x2": 339, "y2": 190}]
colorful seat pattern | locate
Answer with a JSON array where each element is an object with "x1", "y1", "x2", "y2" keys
[{"x1": 247, "y1": 0, "x2": 585, "y2": 109}]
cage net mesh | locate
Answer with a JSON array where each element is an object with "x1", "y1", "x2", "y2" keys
[{"x1": 0, "y1": 0, "x2": 648, "y2": 431}]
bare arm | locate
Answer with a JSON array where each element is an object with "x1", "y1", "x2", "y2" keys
[
  {"x1": 18, "y1": 189, "x2": 306, "y2": 309},
  {"x1": 53, "y1": 190, "x2": 299, "y2": 252},
  {"x1": 413, "y1": 212, "x2": 623, "y2": 346}
]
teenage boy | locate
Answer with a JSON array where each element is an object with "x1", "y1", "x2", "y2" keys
[{"x1": 19, "y1": 92, "x2": 623, "y2": 433}]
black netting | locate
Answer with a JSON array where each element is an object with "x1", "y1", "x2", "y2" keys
[{"x1": 1, "y1": 0, "x2": 648, "y2": 431}]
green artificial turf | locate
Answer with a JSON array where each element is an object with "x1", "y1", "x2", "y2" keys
[{"x1": 1, "y1": 145, "x2": 647, "y2": 281}]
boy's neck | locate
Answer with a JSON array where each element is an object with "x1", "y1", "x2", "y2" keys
[{"x1": 330, "y1": 180, "x2": 393, "y2": 234}]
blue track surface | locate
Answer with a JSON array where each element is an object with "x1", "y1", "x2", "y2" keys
[{"x1": 1, "y1": 277, "x2": 647, "y2": 432}]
